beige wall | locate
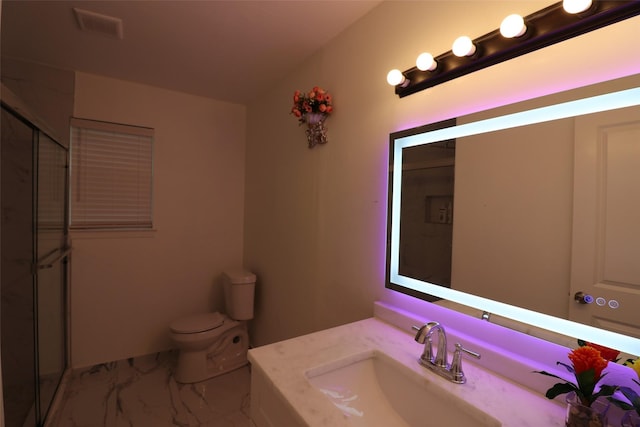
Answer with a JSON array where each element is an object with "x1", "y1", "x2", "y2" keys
[
  {"x1": 1, "y1": 59, "x2": 74, "y2": 147},
  {"x1": 453, "y1": 118, "x2": 574, "y2": 319},
  {"x1": 71, "y1": 73, "x2": 246, "y2": 367},
  {"x1": 243, "y1": 1, "x2": 640, "y2": 346}
]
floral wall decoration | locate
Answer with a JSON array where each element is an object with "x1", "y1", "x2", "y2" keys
[{"x1": 291, "y1": 86, "x2": 333, "y2": 149}]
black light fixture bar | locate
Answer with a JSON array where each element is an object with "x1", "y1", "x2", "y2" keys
[{"x1": 394, "y1": 1, "x2": 640, "y2": 98}]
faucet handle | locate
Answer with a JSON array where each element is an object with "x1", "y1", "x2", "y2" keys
[
  {"x1": 450, "y1": 343, "x2": 481, "y2": 384},
  {"x1": 411, "y1": 324, "x2": 428, "y2": 343},
  {"x1": 412, "y1": 323, "x2": 435, "y2": 363}
]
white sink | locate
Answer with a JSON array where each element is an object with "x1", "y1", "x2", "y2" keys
[{"x1": 306, "y1": 350, "x2": 501, "y2": 427}]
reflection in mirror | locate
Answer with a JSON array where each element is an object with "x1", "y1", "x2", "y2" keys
[
  {"x1": 400, "y1": 139, "x2": 455, "y2": 290},
  {"x1": 386, "y1": 77, "x2": 640, "y2": 355}
]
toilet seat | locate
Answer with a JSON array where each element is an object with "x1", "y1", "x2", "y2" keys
[{"x1": 170, "y1": 312, "x2": 224, "y2": 334}]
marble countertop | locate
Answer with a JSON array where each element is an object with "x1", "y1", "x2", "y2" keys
[{"x1": 248, "y1": 316, "x2": 566, "y2": 427}]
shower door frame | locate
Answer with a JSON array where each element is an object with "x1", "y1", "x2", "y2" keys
[{"x1": 1, "y1": 99, "x2": 70, "y2": 427}]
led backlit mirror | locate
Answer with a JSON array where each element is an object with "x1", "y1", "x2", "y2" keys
[{"x1": 386, "y1": 76, "x2": 640, "y2": 355}]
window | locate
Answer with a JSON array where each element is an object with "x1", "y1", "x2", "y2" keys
[{"x1": 70, "y1": 118, "x2": 153, "y2": 229}]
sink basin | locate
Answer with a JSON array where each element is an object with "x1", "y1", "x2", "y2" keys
[{"x1": 305, "y1": 350, "x2": 501, "y2": 427}]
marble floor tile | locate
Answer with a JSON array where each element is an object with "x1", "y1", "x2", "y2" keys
[{"x1": 49, "y1": 351, "x2": 251, "y2": 427}]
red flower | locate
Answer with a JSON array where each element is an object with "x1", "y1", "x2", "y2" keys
[
  {"x1": 586, "y1": 342, "x2": 620, "y2": 362},
  {"x1": 290, "y1": 86, "x2": 333, "y2": 123},
  {"x1": 569, "y1": 346, "x2": 608, "y2": 378}
]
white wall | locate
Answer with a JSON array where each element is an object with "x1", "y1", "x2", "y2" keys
[
  {"x1": 243, "y1": 1, "x2": 640, "y2": 346},
  {"x1": 71, "y1": 73, "x2": 246, "y2": 368}
]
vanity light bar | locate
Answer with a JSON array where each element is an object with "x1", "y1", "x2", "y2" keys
[
  {"x1": 388, "y1": 86, "x2": 640, "y2": 355},
  {"x1": 390, "y1": 1, "x2": 640, "y2": 98}
]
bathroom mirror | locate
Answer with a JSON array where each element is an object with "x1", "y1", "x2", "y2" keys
[{"x1": 386, "y1": 75, "x2": 640, "y2": 355}]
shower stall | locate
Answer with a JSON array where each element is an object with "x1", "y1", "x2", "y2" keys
[{"x1": 1, "y1": 95, "x2": 69, "y2": 426}]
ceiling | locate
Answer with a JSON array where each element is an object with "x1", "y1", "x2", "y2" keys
[{"x1": 1, "y1": 0, "x2": 382, "y2": 104}]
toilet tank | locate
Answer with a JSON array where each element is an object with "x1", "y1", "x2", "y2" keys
[{"x1": 223, "y1": 269, "x2": 256, "y2": 320}]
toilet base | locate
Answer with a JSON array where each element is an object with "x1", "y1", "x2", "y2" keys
[{"x1": 174, "y1": 323, "x2": 249, "y2": 384}]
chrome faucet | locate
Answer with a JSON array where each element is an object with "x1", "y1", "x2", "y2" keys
[{"x1": 412, "y1": 321, "x2": 480, "y2": 384}]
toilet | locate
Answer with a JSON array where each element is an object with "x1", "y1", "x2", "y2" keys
[{"x1": 169, "y1": 269, "x2": 256, "y2": 383}]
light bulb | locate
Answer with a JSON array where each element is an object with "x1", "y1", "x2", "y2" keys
[
  {"x1": 500, "y1": 14, "x2": 526, "y2": 38},
  {"x1": 563, "y1": 0, "x2": 592, "y2": 14},
  {"x1": 452, "y1": 36, "x2": 476, "y2": 57},
  {"x1": 416, "y1": 53, "x2": 437, "y2": 71},
  {"x1": 386, "y1": 69, "x2": 406, "y2": 86}
]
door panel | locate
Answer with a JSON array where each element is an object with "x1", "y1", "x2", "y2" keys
[{"x1": 570, "y1": 106, "x2": 640, "y2": 339}]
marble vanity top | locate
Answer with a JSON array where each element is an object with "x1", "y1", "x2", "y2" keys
[{"x1": 248, "y1": 316, "x2": 566, "y2": 427}]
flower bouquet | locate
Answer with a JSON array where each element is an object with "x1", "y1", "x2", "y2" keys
[
  {"x1": 291, "y1": 86, "x2": 333, "y2": 124},
  {"x1": 536, "y1": 346, "x2": 618, "y2": 427},
  {"x1": 290, "y1": 86, "x2": 333, "y2": 148}
]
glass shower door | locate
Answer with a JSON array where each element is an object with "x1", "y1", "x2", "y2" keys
[
  {"x1": 1, "y1": 106, "x2": 37, "y2": 427},
  {"x1": 2, "y1": 104, "x2": 69, "y2": 426}
]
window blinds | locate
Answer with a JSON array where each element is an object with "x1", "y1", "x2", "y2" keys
[
  {"x1": 38, "y1": 133, "x2": 67, "y2": 230},
  {"x1": 70, "y1": 118, "x2": 153, "y2": 229}
]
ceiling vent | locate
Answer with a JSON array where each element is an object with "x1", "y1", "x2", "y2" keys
[{"x1": 73, "y1": 8, "x2": 124, "y2": 40}]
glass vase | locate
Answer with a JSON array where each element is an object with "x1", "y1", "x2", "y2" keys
[
  {"x1": 622, "y1": 411, "x2": 640, "y2": 427},
  {"x1": 565, "y1": 392, "x2": 609, "y2": 427}
]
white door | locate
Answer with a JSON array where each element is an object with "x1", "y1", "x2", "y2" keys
[{"x1": 570, "y1": 105, "x2": 640, "y2": 339}]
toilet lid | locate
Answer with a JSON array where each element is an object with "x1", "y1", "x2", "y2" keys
[{"x1": 170, "y1": 312, "x2": 224, "y2": 334}]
